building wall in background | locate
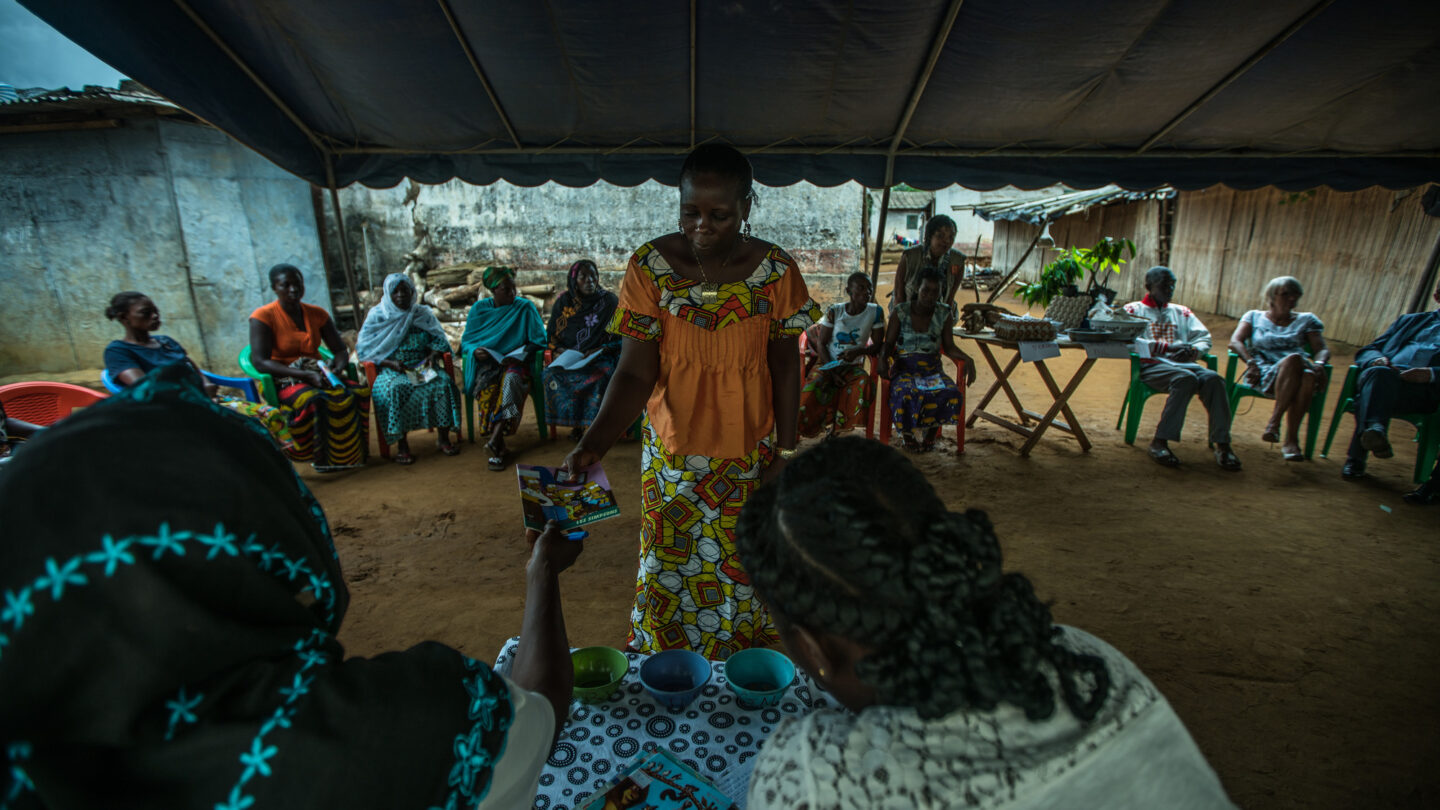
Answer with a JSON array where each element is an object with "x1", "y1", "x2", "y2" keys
[
  {"x1": 0, "y1": 117, "x2": 325, "y2": 375},
  {"x1": 323, "y1": 179, "x2": 864, "y2": 306}
]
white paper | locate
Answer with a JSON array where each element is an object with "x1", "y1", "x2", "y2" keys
[
  {"x1": 1018, "y1": 341, "x2": 1061, "y2": 362},
  {"x1": 405, "y1": 366, "x2": 439, "y2": 384},
  {"x1": 714, "y1": 757, "x2": 757, "y2": 808},
  {"x1": 485, "y1": 345, "x2": 530, "y2": 364},
  {"x1": 1084, "y1": 341, "x2": 1132, "y2": 359},
  {"x1": 548, "y1": 348, "x2": 599, "y2": 370}
]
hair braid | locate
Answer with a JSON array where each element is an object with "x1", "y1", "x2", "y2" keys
[{"x1": 736, "y1": 437, "x2": 1111, "y2": 722}]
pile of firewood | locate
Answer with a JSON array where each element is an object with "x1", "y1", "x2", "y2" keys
[{"x1": 355, "y1": 262, "x2": 554, "y2": 349}]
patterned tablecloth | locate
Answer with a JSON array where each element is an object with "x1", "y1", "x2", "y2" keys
[{"x1": 493, "y1": 636, "x2": 841, "y2": 810}]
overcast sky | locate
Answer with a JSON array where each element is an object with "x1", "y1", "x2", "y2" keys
[{"x1": 0, "y1": 0, "x2": 127, "y2": 90}]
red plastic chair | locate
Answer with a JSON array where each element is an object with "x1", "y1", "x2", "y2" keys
[
  {"x1": 0, "y1": 381, "x2": 108, "y2": 426},
  {"x1": 798, "y1": 329, "x2": 880, "y2": 440},
  {"x1": 362, "y1": 353, "x2": 457, "y2": 460},
  {"x1": 878, "y1": 358, "x2": 966, "y2": 455}
]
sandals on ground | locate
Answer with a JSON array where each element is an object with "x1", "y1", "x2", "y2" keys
[
  {"x1": 485, "y1": 440, "x2": 506, "y2": 471},
  {"x1": 393, "y1": 451, "x2": 415, "y2": 465},
  {"x1": 438, "y1": 440, "x2": 461, "y2": 457},
  {"x1": 1214, "y1": 448, "x2": 1243, "y2": 472}
]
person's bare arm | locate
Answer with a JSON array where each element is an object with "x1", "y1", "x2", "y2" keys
[
  {"x1": 562, "y1": 338, "x2": 659, "y2": 474},
  {"x1": 1230, "y1": 319, "x2": 1260, "y2": 383},
  {"x1": 115, "y1": 367, "x2": 146, "y2": 386},
  {"x1": 319, "y1": 317, "x2": 350, "y2": 375},
  {"x1": 940, "y1": 315, "x2": 977, "y2": 386},
  {"x1": 877, "y1": 312, "x2": 901, "y2": 379},
  {"x1": 1306, "y1": 329, "x2": 1330, "y2": 368},
  {"x1": 248, "y1": 319, "x2": 322, "y2": 387},
  {"x1": 510, "y1": 521, "x2": 580, "y2": 749},
  {"x1": 769, "y1": 334, "x2": 801, "y2": 449},
  {"x1": 814, "y1": 323, "x2": 835, "y2": 365}
]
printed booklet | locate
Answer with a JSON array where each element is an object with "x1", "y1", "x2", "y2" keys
[
  {"x1": 576, "y1": 747, "x2": 740, "y2": 810},
  {"x1": 516, "y1": 461, "x2": 620, "y2": 531}
]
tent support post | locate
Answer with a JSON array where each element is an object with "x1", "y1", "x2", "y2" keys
[
  {"x1": 870, "y1": 185, "x2": 891, "y2": 293},
  {"x1": 436, "y1": 0, "x2": 521, "y2": 147},
  {"x1": 1136, "y1": 0, "x2": 1336, "y2": 153},
  {"x1": 324, "y1": 157, "x2": 364, "y2": 330}
]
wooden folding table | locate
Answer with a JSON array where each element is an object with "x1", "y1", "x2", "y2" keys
[{"x1": 959, "y1": 331, "x2": 1105, "y2": 457}]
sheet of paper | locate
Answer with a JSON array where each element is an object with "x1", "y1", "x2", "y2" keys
[
  {"x1": 817, "y1": 359, "x2": 848, "y2": 371},
  {"x1": 549, "y1": 348, "x2": 599, "y2": 370},
  {"x1": 1131, "y1": 339, "x2": 1151, "y2": 359},
  {"x1": 1084, "y1": 341, "x2": 1132, "y2": 359},
  {"x1": 1018, "y1": 341, "x2": 1061, "y2": 362},
  {"x1": 485, "y1": 345, "x2": 529, "y2": 363},
  {"x1": 713, "y1": 757, "x2": 756, "y2": 809}
]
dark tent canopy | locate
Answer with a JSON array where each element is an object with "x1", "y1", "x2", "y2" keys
[{"x1": 21, "y1": 0, "x2": 1440, "y2": 191}]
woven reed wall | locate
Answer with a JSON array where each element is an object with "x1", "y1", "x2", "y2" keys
[
  {"x1": 1170, "y1": 186, "x2": 1439, "y2": 346},
  {"x1": 994, "y1": 199, "x2": 1164, "y2": 306}
]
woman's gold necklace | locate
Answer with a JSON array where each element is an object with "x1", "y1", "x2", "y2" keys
[{"x1": 689, "y1": 240, "x2": 738, "y2": 304}]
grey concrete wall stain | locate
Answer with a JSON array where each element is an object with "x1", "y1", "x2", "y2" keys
[
  {"x1": 0, "y1": 118, "x2": 325, "y2": 375},
  {"x1": 324, "y1": 179, "x2": 864, "y2": 308}
]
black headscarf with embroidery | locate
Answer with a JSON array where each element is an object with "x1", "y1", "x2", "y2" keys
[
  {"x1": 0, "y1": 364, "x2": 512, "y2": 810},
  {"x1": 547, "y1": 260, "x2": 619, "y2": 354}
]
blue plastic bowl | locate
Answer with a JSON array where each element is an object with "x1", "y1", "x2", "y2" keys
[
  {"x1": 638, "y1": 649, "x2": 711, "y2": 711},
  {"x1": 723, "y1": 648, "x2": 795, "y2": 709}
]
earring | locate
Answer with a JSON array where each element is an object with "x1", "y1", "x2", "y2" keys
[
  {"x1": 742, "y1": 221, "x2": 752, "y2": 242},
  {"x1": 817, "y1": 667, "x2": 826, "y2": 679}
]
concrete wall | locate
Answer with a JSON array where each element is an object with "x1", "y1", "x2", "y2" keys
[
  {"x1": 323, "y1": 179, "x2": 865, "y2": 308},
  {"x1": 0, "y1": 117, "x2": 326, "y2": 376}
]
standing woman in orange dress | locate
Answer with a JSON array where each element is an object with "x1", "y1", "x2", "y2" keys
[{"x1": 562, "y1": 145, "x2": 820, "y2": 660}]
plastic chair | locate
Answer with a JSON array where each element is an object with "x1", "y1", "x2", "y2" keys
[
  {"x1": 1223, "y1": 350, "x2": 1330, "y2": 459},
  {"x1": 0, "y1": 381, "x2": 107, "y2": 426},
  {"x1": 461, "y1": 349, "x2": 549, "y2": 443},
  {"x1": 362, "y1": 353, "x2": 458, "y2": 460},
  {"x1": 1321, "y1": 364, "x2": 1439, "y2": 484},
  {"x1": 239, "y1": 344, "x2": 356, "y2": 406},
  {"x1": 877, "y1": 358, "x2": 966, "y2": 454},
  {"x1": 1115, "y1": 353, "x2": 1218, "y2": 445},
  {"x1": 101, "y1": 366, "x2": 262, "y2": 403}
]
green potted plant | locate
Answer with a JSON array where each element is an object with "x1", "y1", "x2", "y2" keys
[{"x1": 1017, "y1": 236, "x2": 1137, "y2": 308}]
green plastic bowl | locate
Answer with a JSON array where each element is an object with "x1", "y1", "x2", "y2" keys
[{"x1": 571, "y1": 646, "x2": 629, "y2": 704}]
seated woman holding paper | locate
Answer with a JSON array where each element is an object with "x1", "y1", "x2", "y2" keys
[
  {"x1": 356, "y1": 273, "x2": 462, "y2": 464},
  {"x1": 248, "y1": 264, "x2": 371, "y2": 471},
  {"x1": 736, "y1": 437, "x2": 1237, "y2": 809},
  {"x1": 544, "y1": 259, "x2": 622, "y2": 439},
  {"x1": 878, "y1": 268, "x2": 975, "y2": 452},
  {"x1": 798, "y1": 272, "x2": 885, "y2": 438},
  {"x1": 460, "y1": 266, "x2": 547, "y2": 471},
  {"x1": 0, "y1": 363, "x2": 581, "y2": 809}
]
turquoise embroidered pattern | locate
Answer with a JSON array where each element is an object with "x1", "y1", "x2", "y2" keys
[
  {"x1": 427, "y1": 657, "x2": 515, "y2": 810},
  {"x1": 2, "y1": 741, "x2": 34, "y2": 810}
]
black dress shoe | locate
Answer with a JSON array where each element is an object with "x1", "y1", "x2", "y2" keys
[
  {"x1": 1342, "y1": 459, "x2": 1366, "y2": 480},
  {"x1": 1403, "y1": 481, "x2": 1440, "y2": 506}
]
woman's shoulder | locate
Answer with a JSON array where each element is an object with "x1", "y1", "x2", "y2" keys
[
  {"x1": 249, "y1": 299, "x2": 278, "y2": 320},
  {"x1": 1297, "y1": 311, "x2": 1325, "y2": 329},
  {"x1": 301, "y1": 302, "x2": 331, "y2": 322},
  {"x1": 154, "y1": 335, "x2": 186, "y2": 351}
]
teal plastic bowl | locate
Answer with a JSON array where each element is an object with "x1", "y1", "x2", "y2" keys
[
  {"x1": 571, "y1": 646, "x2": 629, "y2": 704},
  {"x1": 723, "y1": 648, "x2": 795, "y2": 709}
]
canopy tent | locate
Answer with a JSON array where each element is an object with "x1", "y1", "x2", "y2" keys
[{"x1": 18, "y1": 0, "x2": 1440, "y2": 193}]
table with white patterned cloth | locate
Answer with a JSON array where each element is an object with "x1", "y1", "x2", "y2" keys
[{"x1": 493, "y1": 636, "x2": 841, "y2": 810}]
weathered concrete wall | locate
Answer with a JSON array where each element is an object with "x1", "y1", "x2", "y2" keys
[
  {"x1": 0, "y1": 117, "x2": 325, "y2": 376},
  {"x1": 324, "y1": 179, "x2": 865, "y2": 308}
]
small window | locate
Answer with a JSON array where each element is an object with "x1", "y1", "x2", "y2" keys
[{"x1": 906, "y1": 214, "x2": 919, "y2": 228}]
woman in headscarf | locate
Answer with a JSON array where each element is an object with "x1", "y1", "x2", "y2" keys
[
  {"x1": 736, "y1": 437, "x2": 1237, "y2": 809},
  {"x1": 459, "y1": 266, "x2": 547, "y2": 471},
  {"x1": 0, "y1": 363, "x2": 582, "y2": 809},
  {"x1": 105, "y1": 290, "x2": 298, "y2": 456},
  {"x1": 561, "y1": 144, "x2": 822, "y2": 661},
  {"x1": 356, "y1": 273, "x2": 462, "y2": 464},
  {"x1": 248, "y1": 264, "x2": 371, "y2": 471},
  {"x1": 543, "y1": 260, "x2": 622, "y2": 439}
]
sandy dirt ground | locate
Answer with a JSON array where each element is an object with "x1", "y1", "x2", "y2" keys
[{"x1": 25, "y1": 282, "x2": 1438, "y2": 809}]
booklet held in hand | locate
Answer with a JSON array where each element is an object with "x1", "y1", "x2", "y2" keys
[{"x1": 517, "y1": 462, "x2": 620, "y2": 531}]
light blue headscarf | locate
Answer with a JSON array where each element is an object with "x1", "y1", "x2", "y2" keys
[{"x1": 354, "y1": 273, "x2": 449, "y2": 363}]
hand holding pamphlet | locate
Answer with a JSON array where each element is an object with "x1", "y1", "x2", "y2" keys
[{"x1": 517, "y1": 462, "x2": 620, "y2": 530}]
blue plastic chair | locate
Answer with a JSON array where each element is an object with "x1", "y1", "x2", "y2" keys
[{"x1": 102, "y1": 366, "x2": 261, "y2": 403}]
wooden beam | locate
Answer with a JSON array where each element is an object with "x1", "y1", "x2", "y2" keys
[
  {"x1": 324, "y1": 156, "x2": 365, "y2": 328},
  {"x1": 870, "y1": 186, "x2": 891, "y2": 293}
]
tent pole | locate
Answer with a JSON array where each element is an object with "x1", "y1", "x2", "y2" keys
[
  {"x1": 1136, "y1": 0, "x2": 1336, "y2": 153},
  {"x1": 436, "y1": 0, "x2": 521, "y2": 148},
  {"x1": 870, "y1": 186, "x2": 891, "y2": 292},
  {"x1": 324, "y1": 156, "x2": 365, "y2": 330}
]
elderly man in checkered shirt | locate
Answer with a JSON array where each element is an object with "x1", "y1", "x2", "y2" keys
[{"x1": 1123, "y1": 266, "x2": 1242, "y2": 471}]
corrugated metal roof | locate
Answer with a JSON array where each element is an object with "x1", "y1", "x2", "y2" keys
[
  {"x1": 868, "y1": 190, "x2": 934, "y2": 210},
  {"x1": 0, "y1": 82, "x2": 179, "y2": 114},
  {"x1": 971, "y1": 184, "x2": 1176, "y2": 224}
]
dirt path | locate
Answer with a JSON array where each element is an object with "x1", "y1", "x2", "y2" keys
[{"x1": 134, "y1": 288, "x2": 1440, "y2": 809}]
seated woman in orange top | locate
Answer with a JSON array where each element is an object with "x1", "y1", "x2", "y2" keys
[
  {"x1": 248, "y1": 263, "x2": 371, "y2": 471},
  {"x1": 562, "y1": 144, "x2": 821, "y2": 660}
]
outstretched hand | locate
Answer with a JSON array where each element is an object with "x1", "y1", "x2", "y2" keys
[
  {"x1": 526, "y1": 520, "x2": 583, "y2": 575},
  {"x1": 560, "y1": 444, "x2": 602, "y2": 481}
]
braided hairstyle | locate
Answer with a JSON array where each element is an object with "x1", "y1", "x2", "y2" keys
[
  {"x1": 736, "y1": 436, "x2": 1111, "y2": 721},
  {"x1": 104, "y1": 291, "x2": 147, "y2": 321}
]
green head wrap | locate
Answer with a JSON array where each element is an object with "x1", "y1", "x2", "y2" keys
[{"x1": 481, "y1": 266, "x2": 516, "y2": 291}]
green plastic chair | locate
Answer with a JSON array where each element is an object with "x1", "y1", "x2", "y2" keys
[
  {"x1": 238, "y1": 344, "x2": 356, "y2": 406},
  {"x1": 1320, "y1": 364, "x2": 1439, "y2": 484},
  {"x1": 1115, "y1": 352, "x2": 1218, "y2": 445},
  {"x1": 461, "y1": 349, "x2": 549, "y2": 443},
  {"x1": 1223, "y1": 350, "x2": 1330, "y2": 459}
]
